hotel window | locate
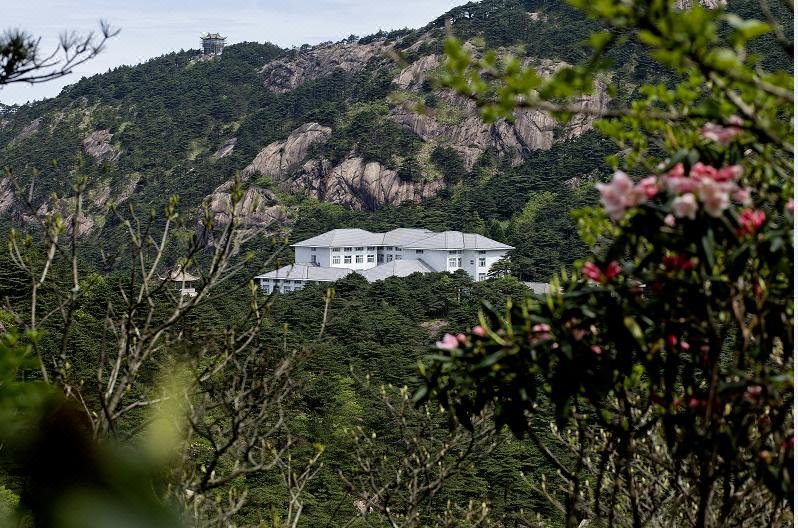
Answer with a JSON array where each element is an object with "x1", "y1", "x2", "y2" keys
[
  {"x1": 355, "y1": 255, "x2": 363, "y2": 263},
  {"x1": 396, "y1": 255, "x2": 402, "y2": 260},
  {"x1": 470, "y1": 260, "x2": 475, "y2": 265},
  {"x1": 387, "y1": 255, "x2": 394, "y2": 262},
  {"x1": 378, "y1": 254, "x2": 384, "y2": 263},
  {"x1": 344, "y1": 255, "x2": 352, "y2": 264},
  {"x1": 294, "y1": 280, "x2": 303, "y2": 284},
  {"x1": 332, "y1": 247, "x2": 341, "y2": 252},
  {"x1": 448, "y1": 257, "x2": 458, "y2": 267},
  {"x1": 386, "y1": 246, "x2": 393, "y2": 251},
  {"x1": 478, "y1": 273, "x2": 486, "y2": 281},
  {"x1": 367, "y1": 254, "x2": 375, "y2": 263},
  {"x1": 367, "y1": 246, "x2": 375, "y2": 250},
  {"x1": 478, "y1": 250, "x2": 486, "y2": 255},
  {"x1": 355, "y1": 246, "x2": 364, "y2": 251},
  {"x1": 478, "y1": 257, "x2": 486, "y2": 267},
  {"x1": 416, "y1": 250, "x2": 424, "y2": 254},
  {"x1": 332, "y1": 256, "x2": 341, "y2": 264},
  {"x1": 448, "y1": 250, "x2": 462, "y2": 255},
  {"x1": 311, "y1": 247, "x2": 316, "y2": 252},
  {"x1": 344, "y1": 247, "x2": 353, "y2": 252}
]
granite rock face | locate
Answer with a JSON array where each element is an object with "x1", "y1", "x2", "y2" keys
[
  {"x1": 83, "y1": 129, "x2": 122, "y2": 165},
  {"x1": 260, "y1": 40, "x2": 388, "y2": 93},
  {"x1": 242, "y1": 123, "x2": 332, "y2": 181}
]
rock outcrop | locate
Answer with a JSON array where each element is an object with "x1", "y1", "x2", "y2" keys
[
  {"x1": 389, "y1": 55, "x2": 610, "y2": 169},
  {"x1": 0, "y1": 177, "x2": 14, "y2": 214},
  {"x1": 213, "y1": 137, "x2": 237, "y2": 159},
  {"x1": 82, "y1": 129, "x2": 122, "y2": 165},
  {"x1": 295, "y1": 157, "x2": 444, "y2": 211},
  {"x1": 243, "y1": 123, "x2": 332, "y2": 181},
  {"x1": 260, "y1": 40, "x2": 388, "y2": 93},
  {"x1": 8, "y1": 117, "x2": 41, "y2": 147},
  {"x1": 394, "y1": 54, "x2": 440, "y2": 89},
  {"x1": 206, "y1": 181, "x2": 288, "y2": 227}
]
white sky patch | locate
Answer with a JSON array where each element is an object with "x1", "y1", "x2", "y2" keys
[{"x1": 1, "y1": 0, "x2": 462, "y2": 105}]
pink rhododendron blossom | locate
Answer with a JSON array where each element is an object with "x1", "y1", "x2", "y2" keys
[
  {"x1": 582, "y1": 261, "x2": 621, "y2": 283},
  {"x1": 597, "y1": 170, "x2": 636, "y2": 220},
  {"x1": 667, "y1": 163, "x2": 685, "y2": 178},
  {"x1": 690, "y1": 162, "x2": 719, "y2": 180},
  {"x1": 731, "y1": 187, "x2": 752, "y2": 205},
  {"x1": 662, "y1": 254, "x2": 693, "y2": 271},
  {"x1": 701, "y1": 121, "x2": 743, "y2": 145},
  {"x1": 672, "y1": 193, "x2": 698, "y2": 219},
  {"x1": 456, "y1": 333, "x2": 467, "y2": 344},
  {"x1": 635, "y1": 176, "x2": 659, "y2": 202},
  {"x1": 664, "y1": 213, "x2": 676, "y2": 227},
  {"x1": 590, "y1": 345, "x2": 602, "y2": 355},
  {"x1": 582, "y1": 262, "x2": 603, "y2": 282},
  {"x1": 737, "y1": 208, "x2": 766, "y2": 236},
  {"x1": 744, "y1": 385, "x2": 763, "y2": 403},
  {"x1": 472, "y1": 325, "x2": 486, "y2": 337},
  {"x1": 604, "y1": 261, "x2": 621, "y2": 280},
  {"x1": 667, "y1": 335, "x2": 678, "y2": 348},
  {"x1": 436, "y1": 333, "x2": 459, "y2": 350},
  {"x1": 696, "y1": 178, "x2": 730, "y2": 217},
  {"x1": 787, "y1": 199, "x2": 794, "y2": 212},
  {"x1": 680, "y1": 340, "x2": 690, "y2": 351},
  {"x1": 532, "y1": 323, "x2": 551, "y2": 333},
  {"x1": 715, "y1": 165, "x2": 742, "y2": 182}
]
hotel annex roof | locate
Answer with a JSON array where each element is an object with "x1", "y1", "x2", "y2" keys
[
  {"x1": 255, "y1": 264, "x2": 352, "y2": 282},
  {"x1": 357, "y1": 259, "x2": 435, "y2": 282},
  {"x1": 291, "y1": 228, "x2": 513, "y2": 250}
]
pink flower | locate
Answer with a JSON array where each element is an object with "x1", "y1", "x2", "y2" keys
[
  {"x1": 583, "y1": 261, "x2": 621, "y2": 283},
  {"x1": 690, "y1": 162, "x2": 719, "y2": 180},
  {"x1": 672, "y1": 193, "x2": 698, "y2": 219},
  {"x1": 666, "y1": 163, "x2": 685, "y2": 178},
  {"x1": 590, "y1": 345, "x2": 602, "y2": 355},
  {"x1": 667, "y1": 335, "x2": 678, "y2": 348},
  {"x1": 715, "y1": 165, "x2": 742, "y2": 182},
  {"x1": 582, "y1": 261, "x2": 603, "y2": 282},
  {"x1": 787, "y1": 199, "x2": 794, "y2": 212},
  {"x1": 436, "y1": 333, "x2": 459, "y2": 350},
  {"x1": 456, "y1": 333, "x2": 467, "y2": 344},
  {"x1": 737, "y1": 208, "x2": 766, "y2": 236},
  {"x1": 744, "y1": 385, "x2": 763, "y2": 403},
  {"x1": 597, "y1": 170, "x2": 636, "y2": 220},
  {"x1": 701, "y1": 124, "x2": 741, "y2": 145},
  {"x1": 634, "y1": 176, "x2": 659, "y2": 202},
  {"x1": 727, "y1": 115, "x2": 743, "y2": 127},
  {"x1": 604, "y1": 261, "x2": 621, "y2": 280},
  {"x1": 696, "y1": 178, "x2": 730, "y2": 217},
  {"x1": 680, "y1": 340, "x2": 690, "y2": 351},
  {"x1": 664, "y1": 214, "x2": 676, "y2": 227},
  {"x1": 472, "y1": 325, "x2": 486, "y2": 337},
  {"x1": 731, "y1": 187, "x2": 752, "y2": 206}
]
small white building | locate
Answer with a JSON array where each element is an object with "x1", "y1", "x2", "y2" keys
[{"x1": 256, "y1": 228, "x2": 513, "y2": 294}]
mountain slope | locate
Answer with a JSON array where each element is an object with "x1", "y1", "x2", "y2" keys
[{"x1": 0, "y1": 0, "x2": 786, "y2": 279}]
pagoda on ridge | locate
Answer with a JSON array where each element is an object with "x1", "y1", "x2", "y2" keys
[{"x1": 201, "y1": 33, "x2": 226, "y2": 55}]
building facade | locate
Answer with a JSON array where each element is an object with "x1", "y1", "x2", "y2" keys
[
  {"x1": 201, "y1": 33, "x2": 226, "y2": 55},
  {"x1": 256, "y1": 228, "x2": 513, "y2": 294}
]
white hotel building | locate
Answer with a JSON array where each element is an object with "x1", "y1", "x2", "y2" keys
[{"x1": 256, "y1": 228, "x2": 514, "y2": 294}]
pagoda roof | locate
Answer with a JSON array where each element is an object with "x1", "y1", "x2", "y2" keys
[{"x1": 201, "y1": 33, "x2": 226, "y2": 40}]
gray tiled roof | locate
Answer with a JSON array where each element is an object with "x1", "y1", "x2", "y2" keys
[
  {"x1": 291, "y1": 228, "x2": 383, "y2": 247},
  {"x1": 356, "y1": 259, "x2": 435, "y2": 282},
  {"x1": 255, "y1": 264, "x2": 351, "y2": 282},
  {"x1": 292, "y1": 228, "x2": 512, "y2": 250},
  {"x1": 202, "y1": 33, "x2": 226, "y2": 40},
  {"x1": 405, "y1": 231, "x2": 514, "y2": 250},
  {"x1": 380, "y1": 228, "x2": 435, "y2": 247}
]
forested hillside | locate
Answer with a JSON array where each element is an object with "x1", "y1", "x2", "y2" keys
[{"x1": 0, "y1": 0, "x2": 667, "y2": 279}]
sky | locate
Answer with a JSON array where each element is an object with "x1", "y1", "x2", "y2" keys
[{"x1": 1, "y1": 0, "x2": 463, "y2": 106}]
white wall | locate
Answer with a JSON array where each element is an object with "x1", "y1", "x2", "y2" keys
[
  {"x1": 295, "y1": 247, "x2": 331, "y2": 267},
  {"x1": 328, "y1": 246, "x2": 379, "y2": 270}
]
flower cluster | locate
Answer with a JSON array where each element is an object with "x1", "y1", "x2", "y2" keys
[
  {"x1": 582, "y1": 261, "x2": 621, "y2": 283},
  {"x1": 737, "y1": 208, "x2": 766, "y2": 237},
  {"x1": 597, "y1": 162, "x2": 755, "y2": 224},
  {"x1": 701, "y1": 115, "x2": 743, "y2": 145}
]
